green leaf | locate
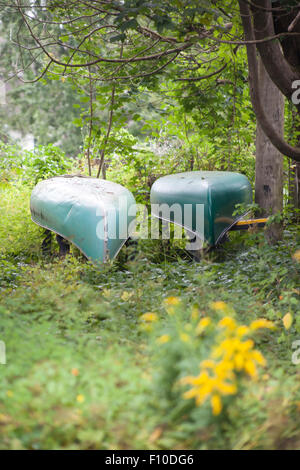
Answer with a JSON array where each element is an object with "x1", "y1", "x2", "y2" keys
[
  {"x1": 119, "y1": 19, "x2": 139, "y2": 31},
  {"x1": 110, "y1": 33, "x2": 126, "y2": 43},
  {"x1": 72, "y1": 118, "x2": 83, "y2": 127}
]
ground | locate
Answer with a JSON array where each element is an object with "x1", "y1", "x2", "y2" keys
[{"x1": 0, "y1": 182, "x2": 300, "y2": 450}]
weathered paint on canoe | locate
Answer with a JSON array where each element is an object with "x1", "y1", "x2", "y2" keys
[
  {"x1": 150, "y1": 171, "x2": 252, "y2": 247},
  {"x1": 30, "y1": 176, "x2": 136, "y2": 263}
]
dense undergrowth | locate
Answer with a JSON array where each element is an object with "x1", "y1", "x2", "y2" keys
[{"x1": 0, "y1": 147, "x2": 300, "y2": 449}]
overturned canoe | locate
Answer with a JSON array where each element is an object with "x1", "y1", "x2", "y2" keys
[
  {"x1": 30, "y1": 176, "x2": 136, "y2": 263},
  {"x1": 150, "y1": 171, "x2": 252, "y2": 249}
]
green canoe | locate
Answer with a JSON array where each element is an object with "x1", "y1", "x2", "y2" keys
[
  {"x1": 150, "y1": 171, "x2": 252, "y2": 249},
  {"x1": 30, "y1": 176, "x2": 136, "y2": 263}
]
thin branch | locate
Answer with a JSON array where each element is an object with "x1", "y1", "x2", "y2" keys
[
  {"x1": 86, "y1": 66, "x2": 93, "y2": 177},
  {"x1": 288, "y1": 10, "x2": 300, "y2": 32},
  {"x1": 201, "y1": 29, "x2": 300, "y2": 46},
  {"x1": 175, "y1": 63, "x2": 227, "y2": 81},
  {"x1": 96, "y1": 44, "x2": 124, "y2": 178}
]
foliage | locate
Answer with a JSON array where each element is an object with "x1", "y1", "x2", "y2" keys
[
  {"x1": 0, "y1": 0, "x2": 300, "y2": 450},
  {"x1": 22, "y1": 144, "x2": 73, "y2": 184},
  {"x1": 0, "y1": 178, "x2": 299, "y2": 449},
  {"x1": 143, "y1": 299, "x2": 274, "y2": 423},
  {"x1": 0, "y1": 143, "x2": 73, "y2": 185},
  {"x1": 0, "y1": 0, "x2": 259, "y2": 178},
  {"x1": 0, "y1": 15, "x2": 86, "y2": 156}
]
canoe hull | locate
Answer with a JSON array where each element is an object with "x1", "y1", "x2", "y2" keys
[
  {"x1": 150, "y1": 171, "x2": 252, "y2": 247},
  {"x1": 30, "y1": 176, "x2": 136, "y2": 263}
]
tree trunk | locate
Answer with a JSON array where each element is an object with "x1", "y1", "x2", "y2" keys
[{"x1": 255, "y1": 58, "x2": 284, "y2": 243}]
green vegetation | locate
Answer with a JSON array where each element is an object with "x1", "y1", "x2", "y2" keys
[
  {"x1": 1, "y1": 0, "x2": 300, "y2": 451},
  {"x1": 0, "y1": 146, "x2": 299, "y2": 449}
]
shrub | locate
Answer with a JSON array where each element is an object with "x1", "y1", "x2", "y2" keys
[{"x1": 0, "y1": 142, "x2": 72, "y2": 185}]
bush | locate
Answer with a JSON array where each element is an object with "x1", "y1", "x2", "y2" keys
[{"x1": 0, "y1": 142, "x2": 73, "y2": 185}]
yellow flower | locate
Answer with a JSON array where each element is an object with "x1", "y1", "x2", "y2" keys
[
  {"x1": 180, "y1": 333, "x2": 190, "y2": 343},
  {"x1": 218, "y1": 316, "x2": 237, "y2": 331},
  {"x1": 200, "y1": 359, "x2": 215, "y2": 369},
  {"x1": 6, "y1": 390, "x2": 13, "y2": 398},
  {"x1": 250, "y1": 349, "x2": 266, "y2": 366},
  {"x1": 76, "y1": 394, "x2": 85, "y2": 403},
  {"x1": 238, "y1": 339, "x2": 254, "y2": 352},
  {"x1": 140, "y1": 323, "x2": 153, "y2": 332},
  {"x1": 292, "y1": 250, "x2": 300, "y2": 262},
  {"x1": 180, "y1": 371, "x2": 209, "y2": 387},
  {"x1": 157, "y1": 334, "x2": 170, "y2": 344},
  {"x1": 191, "y1": 306, "x2": 200, "y2": 320},
  {"x1": 140, "y1": 312, "x2": 158, "y2": 322},
  {"x1": 183, "y1": 387, "x2": 199, "y2": 401},
  {"x1": 121, "y1": 291, "x2": 133, "y2": 301},
  {"x1": 236, "y1": 325, "x2": 249, "y2": 337},
  {"x1": 244, "y1": 360, "x2": 257, "y2": 378},
  {"x1": 283, "y1": 313, "x2": 293, "y2": 330},
  {"x1": 182, "y1": 366, "x2": 237, "y2": 414},
  {"x1": 102, "y1": 288, "x2": 111, "y2": 299},
  {"x1": 165, "y1": 296, "x2": 181, "y2": 306},
  {"x1": 0, "y1": 414, "x2": 11, "y2": 424},
  {"x1": 196, "y1": 317, "x2": 211, "y2": 335},
  {"x1": 181, "y1": 311, "x2": 268, "y2": 415},
  {"x1": 213, "y1": 338, "x2": 238, "y2": 359},
  {"x1": 216, "y1": 380, "x2": 237, "y2": 395},
  {"x1": 199, "y1": 317, "x2": 211, "y2": 328},
  {"x1": 211, "y1": 394, "x2": 222, "y2": 415},
  {"x1": 214, "y1": 360, "x2": 235, "y2": 381},
  {"x1": 211, "y1": 301, "x2": 228, "y2": 312},
  {"x1": 249, "y1": 319, "x2": 275, "y2": 330},
  {"x1": 234, "y1": 353, "x2": 244, "y2": 370}
]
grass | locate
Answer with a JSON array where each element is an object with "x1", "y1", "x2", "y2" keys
[{"x1": 0, "y1": 181, "x2": 300, "y2": 449}]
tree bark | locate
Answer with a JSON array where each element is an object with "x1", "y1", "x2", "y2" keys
[
  {"x1": 251, "y1": 0, "x2": 300, "y2": 107},
  {"x1": 238, "y1": 0, "x2": 300, "y2": 161},
  {"x1": 255, "y1": 58, "x2": 284, "y2": 242}
]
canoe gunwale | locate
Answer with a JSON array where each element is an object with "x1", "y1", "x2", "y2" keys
[
  {"x1": 31, "y1": 215, "x2": 90, "y2": 261},
  {"x1": 151, "y1": 210, "x2": 252, "y2": 248},
  {"x1": 215, "y1": 210, "x2": 251, "y2": 245},
  {"x1": 151, "y1": 212, "x2": 205, "y2": 249},
  {"x1": 31, "y1": 214, "x2": 131, "y2": 264}
]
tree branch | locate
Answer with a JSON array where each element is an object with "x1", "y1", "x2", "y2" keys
[
  {"x1": 175, "y1": 63, "x2": 227, "y2": 81},
  {"x1": 250, "y1": 0, "x2": 300, "y2": 103},
  {"x1": 238, "y1": 0, "x2": 300, "y2": 161}
]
